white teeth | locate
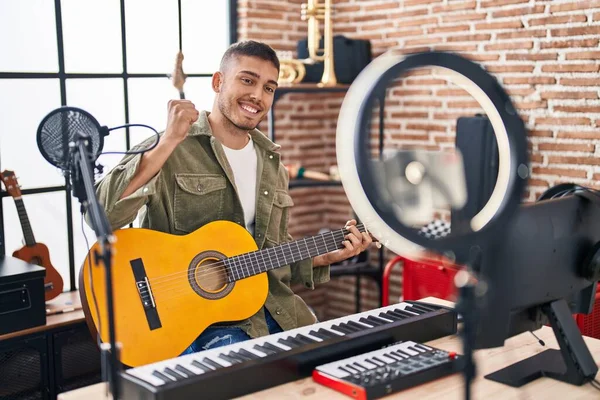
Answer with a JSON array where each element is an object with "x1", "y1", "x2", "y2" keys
[{"x1": 241, "y1": 104, "x2": 258, "y2": 114}]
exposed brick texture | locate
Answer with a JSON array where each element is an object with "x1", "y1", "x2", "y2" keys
[{"x1": 238, "y1": 0, "x2": 600, "y2": 319}]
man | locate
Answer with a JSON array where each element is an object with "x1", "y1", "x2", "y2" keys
[{"x1": 93, "y1": 40, "x2": 372, "y2": 354}]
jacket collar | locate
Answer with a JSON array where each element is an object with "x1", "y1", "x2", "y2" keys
[{"x1": 189, "y1": 110, "x2": 280, "y2": 152}]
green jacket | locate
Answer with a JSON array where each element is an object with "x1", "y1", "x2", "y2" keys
[{"x1": 93, "y1": 111, "x2": 329, "y2": 338}]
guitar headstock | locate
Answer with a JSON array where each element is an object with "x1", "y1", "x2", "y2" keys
[{"x1": 0, "y1": 170, "x2": 21, "y2": 198}]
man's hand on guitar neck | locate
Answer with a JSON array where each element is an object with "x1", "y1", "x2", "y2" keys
[{"x1": 312, "y1": 219, "x2": 374, "y2": 267}]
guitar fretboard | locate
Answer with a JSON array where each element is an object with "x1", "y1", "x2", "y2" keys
[
  {"x1": 224, "y1": 224, "x2": 367, "y2": 282},
  {"x1": 15, "y1": 198, "x2": 36, "y2": 246}
]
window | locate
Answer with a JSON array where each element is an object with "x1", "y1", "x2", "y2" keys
[{"x1": 0, "y1": 0, "x2": 236, "y2": 290}]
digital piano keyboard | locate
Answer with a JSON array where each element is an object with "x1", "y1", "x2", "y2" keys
[{"x1": 120, "y1": 300, "x2": 457, "y2": 400}]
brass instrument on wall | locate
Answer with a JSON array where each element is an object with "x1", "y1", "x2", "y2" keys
[{"x1": 278, "y1": 0, "x2": 337, "y2": 86}]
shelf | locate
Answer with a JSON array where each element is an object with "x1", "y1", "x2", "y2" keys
[
  {"x1": 274, "y1": 83, "x2": 350, "y2": 99},
  {"x1": 289, "y1": 179, "x2": 343, "y2": 189}
]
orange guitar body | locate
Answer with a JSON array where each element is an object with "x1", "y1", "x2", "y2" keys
[
  {"x1": 79, "y1": 220, "x2": 268, "y2": 368},
  {"x1": 13, "y1": 243, "x2": 64, "y2": 301}
]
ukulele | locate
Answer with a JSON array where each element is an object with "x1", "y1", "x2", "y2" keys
[
  {"x1": 171, "y1": 50, "x2": 187, "y2": 99},
  {"x1": 1, "y1": 170, "x2": 64, "y2": 301},
  {"x1": 80, "y1": 220, "x2": 371, "y2": 367}
]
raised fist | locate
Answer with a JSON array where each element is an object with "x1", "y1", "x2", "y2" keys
[{"x1": 165, "y1": 100, "x2": 199, "y2": 144}]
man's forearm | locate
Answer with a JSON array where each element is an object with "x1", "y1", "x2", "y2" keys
[
  {"x1": 313, "y1": 254, "x2": 330, "y2": 267},
  {"x1": 119, "y1": 137, "x2": 179, "y2": 200}
]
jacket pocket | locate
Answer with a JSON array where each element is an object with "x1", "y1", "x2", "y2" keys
[
  {"x1": 174, "y1": 173, "x2": 227, "y2": 233},
  {"x1": 266, "y1": 190, "x2": 294, "y2": 243}
]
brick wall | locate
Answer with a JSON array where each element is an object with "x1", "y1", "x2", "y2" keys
[{"x1": 237, "y1": 0, "x2": 600, "y2": 320}]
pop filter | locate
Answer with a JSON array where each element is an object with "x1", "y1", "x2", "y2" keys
[{"x1": 36, "y1": 106, "x2": 108, "y2": 171}]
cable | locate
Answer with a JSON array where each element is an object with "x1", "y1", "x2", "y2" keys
[
  {"x1": 590, "y1": 379, "x2": 600, "y2": 391},
  {"x1": 98, "y1": 124, "x2": 161, "y2": 157},
  {"x1": 529, "y1": 331, "x2": 545, "y2": 346}
]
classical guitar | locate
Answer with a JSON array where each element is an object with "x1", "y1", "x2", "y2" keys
[
  {"x1": 1, "y1": 170, "x2": 64, "y2": 301},
  {"x1": 80, "y1": 220, "x2": 369, "y2": 367}
]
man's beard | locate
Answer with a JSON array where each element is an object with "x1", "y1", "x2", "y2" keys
[{"x1": 218, "y1": 97, "x2": 258, "y2": 132}]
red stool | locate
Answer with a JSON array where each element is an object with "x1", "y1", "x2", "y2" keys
[{"x1": 382, "y1": 254, "x2": 462, "y2": 306}]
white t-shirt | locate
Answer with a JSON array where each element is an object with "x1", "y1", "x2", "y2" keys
[{"x1": 222, "y1": 137, "x2": 258, "y2": 235}]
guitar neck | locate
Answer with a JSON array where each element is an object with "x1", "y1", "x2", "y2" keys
[
  {"x1": 225, "y1": 224, "x2": 367, "y2": 282},
  {"x1": 14, "y1": 198, "x2": 36, "y2": 246}
]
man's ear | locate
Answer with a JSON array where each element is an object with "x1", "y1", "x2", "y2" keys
[{"x1": 212, "y1": 72, "x2": 223, "y2": 93}]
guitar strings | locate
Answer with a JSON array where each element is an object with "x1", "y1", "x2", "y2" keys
[
  {"x1": 142, "y1": 224, "x2": 363, "y2": 287},
  {"x1": 135, "y1": 225, "x2": 368, "y2": 300},
  {"x1": 147, "y1": 235, "x2": 357, "y2": 305},
  {"x1": 136, "y1": 227, "x2": 357, "y2": 299},
  {"x1": 137, "y1": 224, "x2": 364, "y2": 292},
  {"x1": 140, "y1": 234, "x2": 346, "y2": 300}
]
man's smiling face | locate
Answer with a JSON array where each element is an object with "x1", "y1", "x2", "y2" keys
[{"x1": 216, "y1": 55, "x2": 279, "y2": 132}]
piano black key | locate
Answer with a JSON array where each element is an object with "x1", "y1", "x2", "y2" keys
[
  {"x1": 294, "y1": 334, "x2": 317, "y2": 344},
  {"x1": 262, "y1": 342, "x2": 286, "y2": 353},
  {"x1": 253, "y1": 344, "x2": 277, "y2": 355},
  {"x1": 229, "y1": 351, "x2": 252, "y2": 362},
  {"x1": 287, "y1": 336, "x2": 307, "y2": 347},
  {"x1": 409, "y1": 302, "x2": 438, "y2": 312},
  {"x1": 338, "y1": 365, "x2": 353, "y2": 375},
  {"x1": 353, "y1": 362, "x2": 367, "y2": 370},
  {"x1": 366, "y1": 315, "x2": 390, "y2": 325},
  {"x1": 404, "y1": 305, "x2": 425, "y2": 315},
  {"x1": 344, "y1": 364, "x2": 361, "y2": 374},
  {"x1": 278, "y1": 338, "x2": 301, "y2": 349},
  {"x1": 415, "y1": 343, "x2": 432, "y2": 351},
  {"x1": 372, "y1": 356, "x2": 389, "y2": 365},
  {"x1": 347, "y1": 320, "x2": 370, "y2": 330},
  {"x1": 394, "y1": 350, "x2": 411, "y2": 358},
  {"x1": 338, "y1": 322, "x2": 361, "y2": 333},
  {"x1": 219, "y1": 353, "x2": 241, "y2": 364},
  {"x1": 175, "y1": 364, "x2": 195, "y2": 377},
  {"x1": 317, "y1": 328, "x2": 339, "y2": 339},
  {"x1": 384, "y1": 352, "x2": 402, "y2": 361},
  {"x1": 387, "y1": 310, "x2": 407, "y2": 319},
  {"x1": 359, "y1": 317, "x2": 379, "y2": 327},
  {"x1": 152, "y1": 370, "x2": 174, "y2": 383},
  {"x1": 330, "y1": 324, "x2": 353, "y2": 335},
  {"x1": 391, "y1": 308, "x2": 415, "y2": 318},
  {"x1": 203, "y1": 357, "x2": 224, "y2": 369},
  {"x1": 163, "y1": 367, "x2": 184, "y2": 381},
  {"x1": 238, "y1": 348, "x2": 260, "y2": 360},
  {"x1": 379, "y1": 311, "x2": 401, "y2": 321},
  {"x1": 191, "y1": 360, "x2": 213, "y2": 372},
  {"x1": 366, "y1": 358, "x2": 384, "y2": 367},
  {"x1": 309, "y1": 330, "x2": 331, "y2": 340},
  {"x1": 407, "y1": 345, "x2": 425, "y2": 353}
]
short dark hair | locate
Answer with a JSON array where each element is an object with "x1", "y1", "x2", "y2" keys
[{"x1": 220, "y1": 40, "x2": 280, "y2": 72}]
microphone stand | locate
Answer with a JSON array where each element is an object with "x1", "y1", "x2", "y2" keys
[{"x1": 70, "y1": 132, "x2": 121, "y2": 399}]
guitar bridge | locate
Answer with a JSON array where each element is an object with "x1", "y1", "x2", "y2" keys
[
  {"x1": 137, "y1": 277, "x2": 156, "y2": 309},
  {"x1": 131, "y1": 258, "x2": 162, "y2": 330}
]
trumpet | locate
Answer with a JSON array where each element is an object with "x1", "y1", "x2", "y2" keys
[
  {"x1": 302, "y1": 0, "x2": 337, "y2": 86},
  {"x1": 278, "y1": 0, "x2": 337, "y2": 86}
]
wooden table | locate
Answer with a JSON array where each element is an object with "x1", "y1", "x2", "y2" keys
[{"x1": 58, "y1": 297, "x2": 600, "y2": 400}]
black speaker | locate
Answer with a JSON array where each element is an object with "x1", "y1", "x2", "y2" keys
[
  {"x1": 297, "y1": 35, "x2": 372, "y2": 84},
  {"x1": 0, "y1": 335, "x2": 49, "y2": 400},
  {"x1": 452, "y1": 115, "x2": 499, "y2": 234},
  {"x1": 52, "y1": 324, "x2": 102, "y2": 395}
]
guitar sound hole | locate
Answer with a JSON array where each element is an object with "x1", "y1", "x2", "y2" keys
[
  {"x1": 196, "y1": 258, "x2": 227, "y2": 293},
  {"x1": 188, "y1": 251, "x2": 234, "y2": 300}
]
